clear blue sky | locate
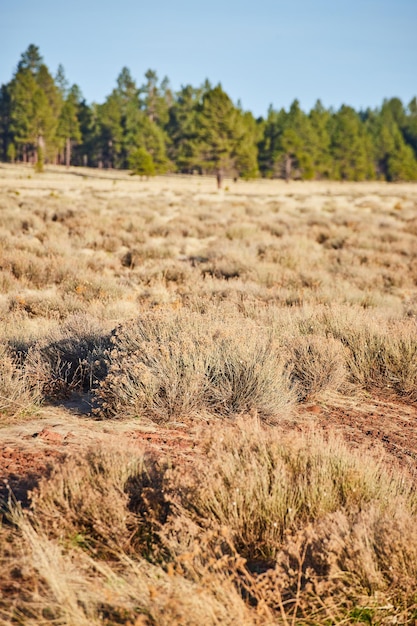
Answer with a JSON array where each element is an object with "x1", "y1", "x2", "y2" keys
[{"x1": 1, "y1": 0, "x2": 416, "y2": 117}]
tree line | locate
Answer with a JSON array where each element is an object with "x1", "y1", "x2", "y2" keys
[{"x1": 1, "y1": 44, "x2": 417, "y2": 181}]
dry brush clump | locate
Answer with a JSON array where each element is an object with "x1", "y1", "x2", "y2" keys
[
  {"x1": 94, "y1": 308, "x2": 295, "y2": 422},
  {"x1": 27, "y1": 443, "x2": 148, "y2": 557},
  {"x1": 23, "y1": 314, "x2": 111, "y2": 400},
  {"x1": 341, "y1": 319, "x2": 417, "y2": 402},
  {"x1": 286, "y1": 334, "x2": 347, "y2": 402},
  {"x1": 297, "y1": 307, "x2": 417, "y2": 403},
  {"x1": 169, "y1": 420, "x2": 416, "y2": 561},
  {"x1": 0, "y1": 343, "x2": 42, "y2": 420}
]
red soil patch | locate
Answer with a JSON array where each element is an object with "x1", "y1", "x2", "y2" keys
[
  {"x1": 0, "y1": 417, "x2": 197, "y2": 506},
  {"x1": 0, "y1": 447, "x2": 64, "y2": 506},
  {"x1": 126, "y1": 428, "x2": 197, "y2": 463},
  {"x1": 309, "y1": 395, "x2": 417, "y2": 478}
]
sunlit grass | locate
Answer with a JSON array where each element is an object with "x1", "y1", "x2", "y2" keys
[{"x1": 1, "y1": 166, "x2": 417, "y2": 623}]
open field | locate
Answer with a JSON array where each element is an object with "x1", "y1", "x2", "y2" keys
[{"x1": 1, "y1": 164, "x2": 417, "y2": 624}]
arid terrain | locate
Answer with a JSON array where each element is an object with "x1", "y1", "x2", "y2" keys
[{"x1": 1, "y1": 164, "x2": 417, "y2": 624}]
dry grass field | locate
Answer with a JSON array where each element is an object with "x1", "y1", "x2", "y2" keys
[{"x1": 1, "y1": 163, "x2": 417, "y2": 624}]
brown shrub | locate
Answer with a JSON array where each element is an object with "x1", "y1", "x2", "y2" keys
[
  {"x1": 287, "y1": 335, "x2": 347, "y2": 401},
  {"x1": 95, "y1": 309, "x2": 294, "y2": 422},
  {"x1": 0, "y1": 343, "x2": 42, "y2": 419}
]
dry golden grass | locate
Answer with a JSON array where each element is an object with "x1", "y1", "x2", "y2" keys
[
  {"x1": 1, "y1": 164, "x2": 417, "y2": 417},
  {"x1": 0, "y1": 343, "x2": 42, "y2": 417},
  {"x1": 1, "y1": 422, "x2": 417, "y2": 624},
  {"x1": 1, "y1": 164, "x2": 417, "y2": 623}
]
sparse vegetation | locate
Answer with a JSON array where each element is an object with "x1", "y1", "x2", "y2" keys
[{"x1": 1, "y1": 165, "x2": 417, "y2": 624}]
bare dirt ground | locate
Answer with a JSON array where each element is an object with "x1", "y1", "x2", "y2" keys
[
  {"x1": 314, "y1": 395, "x2": 417, "y2": 477},
  {"x1": 2, "y1": 161, "x2": 417, "y2": 200}
]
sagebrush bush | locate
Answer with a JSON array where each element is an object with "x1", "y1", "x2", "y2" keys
[
  {"x1": 95, "y1": 312, "x2": 213, "y2": 421},
  {"x1": 286, "y1": 334, "x2": 347, "y2": 401},
  {"x1": 24, "y1": 314, "x2": 110, "y2": 400},
  {"x1": 170, "y1": 420, "x2": 416, "y2": 565},
  {"x1": 305, "y1": 309, "x2": 417, "y2": 402},
  {"x1": 28, "y1": 443, "x2": 146, "y2": 556},
  {"x1": 257, "y1": 505, "x2": 417, "y2": 623},
  {"x1": 0, "y1": 343, "x2": 41, "y2": 418},
  {"x1": 95, "y1": 309, "x2": 295, "y2": 422},
  {"x1": 344, "y1": 321, "x2": 417, "y2": 402}
]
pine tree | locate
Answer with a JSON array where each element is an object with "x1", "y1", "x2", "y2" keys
[
  {"x1": 78, "y1": 101, "x2": 99, "y2": 167},
  {"x1": 196, "y1": 86, "x2": 237, "y2": 175},
  {"x1": 57, "y1": 85, "x2": 82, "y2": 166},
  {"x1": 166, "y1": 84, "x2": 204, "y2": 172},
  {"x1": 258, "y1": 101, "x2": 322, "y2": 180},
  {"x1": 330, "y1": 105, "x2": 374, "y2": 180},
  {"x1": 119, "y1": 68, "x2": 170, "y2": 171},
  {"x1": 233, "y1": 110, "x2": 259, "y2": 179},
  {"x1": 367, "y1": 101, "x2": 417, "y2": 181},
  {"x1": 386, "y1": 127, "x2": 417, "y2": 180},
  {"x1": 0, "y1": 84, "x2": 12, "y2": 161},
  {"x1": 55, "y1": 64, "x2": 69, "y2": 98},
  {"x1": 309, "y1": 100, "x2": 332, "y2": 178},
  {"x1": 8, "y1": 66, "x2": 39, "y2": 161},
  {"x1": 128, "y1": 146, "x2": 156, "y2": 177},
  {"x1": 142, "y1": 69, "x2": 158, "y2": 122},
  {"x1": 97, "y1": 92, "x2": 124, "y2": 168},
  {"x1": 285, "y1": 101, "x2": 319, "y2": 179},
  {"x1": 33, "y1": 64, "x2": 61, "y2": 160},
  {"x1": 382, "y1": 98, "x2": 406, "y2": 129},
  {"x1": 403, "y1": 97, "x2": 417, "y2": 160},
  {"x1": 258, "y1": 107, "x2": 286, "y2": 177},
  {"x1": 139, "y1": 70, "x2": 172, "y2": 127},
  {"x1": 95, "y1": 68, "x2": 170, "y2": 171},
  {"x1": 8, "y1": 45, "x2": 61, "y2": 164},
  {"x1": 191, "y1": 85, "x2": 257, "y2": 179},
  {"x1": 17, "y1": 44, "x2": 43, "y2": 74}
]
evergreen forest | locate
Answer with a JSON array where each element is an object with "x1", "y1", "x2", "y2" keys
[{"x1": 1, "y1": 44, "x2": 417, "y2": 181}]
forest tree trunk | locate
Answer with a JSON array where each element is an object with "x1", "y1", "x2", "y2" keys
[{"x1": 66, "y1": 136, "x2": 71, "y2": 167}]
